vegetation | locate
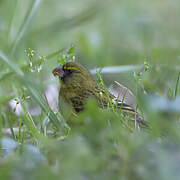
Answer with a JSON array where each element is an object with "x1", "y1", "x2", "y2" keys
[{"x1": 0, "y1": 0, "x2": 180, "y2": 179}]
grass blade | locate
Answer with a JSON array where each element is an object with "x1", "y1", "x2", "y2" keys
[
  {"x1": 11, "y1": 0, "x2": 42, "y2": 53},
  {"x1": 0, "y1": 47, "x2": 64, "y2": 82},
  {"x1": 175, "y1": 72, "x2": 180, "y2": 98},
  {"x1": 0, "y1": 50, "x2": 67, "y2": 134},
  {"x1": 0, "y1": 50, "x2": 24, "y2": 76},
  {"x1": 21, "y1": 101, "x2": 41, "y2": 138}
]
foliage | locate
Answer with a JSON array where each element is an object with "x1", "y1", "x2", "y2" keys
[{"x1": 0, "y1": 0, "x2": 180, "y2": 179}]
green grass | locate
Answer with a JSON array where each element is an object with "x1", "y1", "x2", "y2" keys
[{"x1": 0, "y1": 0, "x2": 180, "y2": 179}]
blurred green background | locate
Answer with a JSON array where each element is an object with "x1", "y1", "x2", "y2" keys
[{"x1": 0, "y1": 0, "x2": 180, "y2": 179}]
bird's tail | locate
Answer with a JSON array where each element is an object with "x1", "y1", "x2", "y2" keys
[{"x1": 116, "y1": 101, "x2": 149, "y2": 129}]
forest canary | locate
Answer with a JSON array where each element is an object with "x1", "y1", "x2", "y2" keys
[{"x1": 52, "y1": 61, "x2": 148, "y2": 128}]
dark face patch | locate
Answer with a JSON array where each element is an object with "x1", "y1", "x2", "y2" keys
[
  {"x1": 53, "y1": 62, "x2": 96, "y2": 87},
  {"x1": 61, "y1": 69, "x2": 74, "y2": 82},
  {"x1": 52, "y1": 63, "x2": 78, "y2": 82}
]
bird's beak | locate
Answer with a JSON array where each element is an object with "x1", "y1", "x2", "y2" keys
[{"x1": 52, "y1": 66, "x2": 64, "y2": 77}]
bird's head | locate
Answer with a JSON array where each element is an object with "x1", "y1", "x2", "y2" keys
[{"x1": 52, "y1": 61, "x2": 97, "y2": 88}]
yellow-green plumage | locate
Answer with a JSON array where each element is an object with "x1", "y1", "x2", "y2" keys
[{"x1": 52, "y1": 61, "x2": 148, "y2": 128}]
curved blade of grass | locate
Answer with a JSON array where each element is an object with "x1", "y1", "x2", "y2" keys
[
  {"x1": 6, "y1": 0, "x2": 19, "y2": 46},
  {"x1": 0, "y1": 50, "x2": 66, "y2": 133},
  {"x1": 20, "y1": 77, "x2": 67, "y2": 132},
  {"x1": 12, "y1": 85, "x2": 40, "y2": 139},
  {"x1": 22, "y1": 77, "x2": 65, "y2": 131},
  {"x1": 0, "y1": 50, "x2": 24, "y2": 76},
  {"x1": 0, "y1": 47, "x2": 64, "y2": 82},
  {"x1": 21, "y1": 101, "x2": 41, "y2": 138},
  {"x1": 11, "y1": 0, "x2": 42, "y2": 53}
]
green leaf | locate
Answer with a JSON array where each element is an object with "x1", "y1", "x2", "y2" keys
[{"x1": 67, "y1": 45, "x2": 75, "y2": 55}]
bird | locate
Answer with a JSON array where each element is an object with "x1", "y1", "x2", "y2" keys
[{"x1": 52, "y1": 61, "x2": 148, "y2": 129}]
